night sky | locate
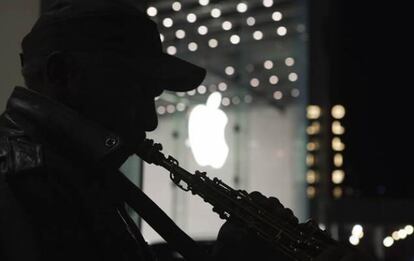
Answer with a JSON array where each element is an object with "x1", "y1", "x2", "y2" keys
[{"x1": 330, "y1": 1, "x2": 412, "y2": 198}]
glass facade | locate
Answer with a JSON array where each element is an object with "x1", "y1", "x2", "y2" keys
[{"x1": 142, "y1": 0, "x2": 309, "y2": 243}]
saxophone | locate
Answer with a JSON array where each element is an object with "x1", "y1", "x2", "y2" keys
[{"x1": 137, "y1": 139, "x2": 337, "y2": 261}]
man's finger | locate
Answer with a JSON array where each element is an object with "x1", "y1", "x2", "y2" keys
[{"x1": 268, "y1": 196, "x2": 284, "y2": 208}]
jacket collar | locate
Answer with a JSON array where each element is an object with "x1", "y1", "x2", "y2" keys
[{"x1": 5, "y1": 86, "x2": 133, "y2": 169}]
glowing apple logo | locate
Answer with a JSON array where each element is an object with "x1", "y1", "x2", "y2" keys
[{"x1": 188, "y1": 92, "x2": 229, "y2": 169}]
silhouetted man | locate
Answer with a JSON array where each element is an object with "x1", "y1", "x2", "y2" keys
[{"x1": 0, "y1": 0, "x2": 374, "y2": 260}]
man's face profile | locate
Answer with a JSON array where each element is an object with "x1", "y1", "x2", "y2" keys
[
  {"x1": 49, "y1": 49, "x2": 161, "y2": 142},
  {"x1": 20, "y1": 1, "x2": 206, "y2": 145}
]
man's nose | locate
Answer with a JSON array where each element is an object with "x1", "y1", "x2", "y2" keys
[{"x1": 144, "y1": 114, "x2": 158, "y2": 131}]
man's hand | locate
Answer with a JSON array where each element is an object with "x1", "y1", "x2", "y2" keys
[
  {"x1": 211, "y1": 191, "x2": 376, "y2": 261},
  {"x1": 248, "y1": 191, "x2": 299, "y2": 225},
  {"x1": 211, "y1": 191, "x2": 298, "y2": 261}
]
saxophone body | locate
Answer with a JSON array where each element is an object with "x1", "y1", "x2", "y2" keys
[{"x1": 138, "y1": 139, "x2": 337, "y2": 261}]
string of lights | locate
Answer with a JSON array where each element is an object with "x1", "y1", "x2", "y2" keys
[
  {"x1": 383, "y1": 225, "x2": 414, "y2": 248},
  {"x1": 349, "y1": 224, "x2": 364, "y2": 246},
  {"x1": 306, "y1": 105, "x2": 321, "y2": 199},
  {"x1": 145, "y1": 0, "x2": 305, "y2": 115},
  {"x1": 331, "y1": 105, "x2": 346, "y2": 199}
]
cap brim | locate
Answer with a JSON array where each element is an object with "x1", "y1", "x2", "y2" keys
[{"x1": 155, "y1": 53, "x2": 207, "y2": 92}]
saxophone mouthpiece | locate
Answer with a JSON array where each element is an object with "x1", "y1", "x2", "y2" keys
[{"x1": 136, "y1": 139, "x2": 164, "y2": 165}]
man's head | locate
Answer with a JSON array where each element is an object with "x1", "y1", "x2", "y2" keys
[{"x1": 21, "y1": 0, "x2": 206, "y2": 143}]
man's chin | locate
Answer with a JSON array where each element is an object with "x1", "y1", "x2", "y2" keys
[
  {"x1": 125, "y1": 131, "x2": 146, "y2": 148},
  {"x1": 110, "y1": 127, "x2": 145, "y2": 153}
]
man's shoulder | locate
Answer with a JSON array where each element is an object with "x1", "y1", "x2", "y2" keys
[{"x1": 0, "y1": 123, "x2": 44, "y2": 179}]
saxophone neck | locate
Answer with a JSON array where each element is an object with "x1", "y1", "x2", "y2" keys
[{"x1": 136, "y1": 139, "x2": 165, "y2": 165}]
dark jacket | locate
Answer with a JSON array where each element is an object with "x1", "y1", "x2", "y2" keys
[{"x1": 0, "y1": 87, "x2": 154, "y2": 261}]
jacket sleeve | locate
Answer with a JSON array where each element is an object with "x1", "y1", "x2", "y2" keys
[
  {"x1": 0, "y1": 135, "x2": 41, "y2": 261},
  {"x1": 0, "y1": 169, "x2": 40, "y2": 260}
]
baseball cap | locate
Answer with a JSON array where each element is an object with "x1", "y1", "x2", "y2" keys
[{"x1": 21, "y1": 0, "x2": 207, "y2": 92}]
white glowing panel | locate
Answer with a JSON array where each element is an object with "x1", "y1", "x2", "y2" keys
[{"x1": 188, "y1": 92, "x2": 229, "y2": 169}]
